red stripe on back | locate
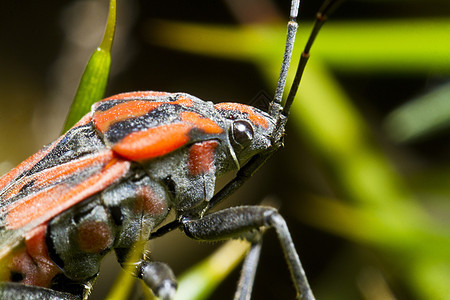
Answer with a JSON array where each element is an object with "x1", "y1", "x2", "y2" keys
[
  {"x1": 0, "y1": 150, "x2": 49, "y2": 193},
  {"x1": 180, "y1": 112, "x2": 223, "y2": 134},
  {"x1": 94, "y1": 101, "x2": 165, "y2": 133},
  {"x1": 112, "y1": 110, "x2": 224, "y2": 161},
  {"x1": 0, "y1": 114, "x2": 92, "y2": 193},
  {"x1": 113, "y1": 124, "x2": 192, "y2": 161},
  {"x1": 94, "y1": 96, "x2": 195, "y2": 133},
  {"x1": 2, "y1": 150, "x2": 111, "y2": 201},
  {"x1": 6, "y1": 151, "x2": 130, "y2": 229}
]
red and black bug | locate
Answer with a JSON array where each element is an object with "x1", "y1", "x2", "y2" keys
[{"x1": 0, "y1": 1, "x2": 340, "y2": 299}]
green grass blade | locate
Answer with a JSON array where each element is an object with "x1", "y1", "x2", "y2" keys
[
  {"x1": 146, "y1": 19, "x2": 450, "y2": 74},
  {"x1": 385, "y1": 82, "x2": 450, "y2": 142},
  {"x1": 62, "y1": 0, "x2": 116, "y2": 133},
  {"x1": 105, "y1": 269, "x2": 138, "y2": 300}
]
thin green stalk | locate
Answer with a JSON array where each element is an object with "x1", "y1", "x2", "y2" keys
[{"x1": 62, "y1": 0, "x2": 116, "y2": 133}]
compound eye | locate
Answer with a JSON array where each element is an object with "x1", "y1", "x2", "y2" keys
[{"x1": 231, "y1": 120, "x2": 254, "y2": 149}]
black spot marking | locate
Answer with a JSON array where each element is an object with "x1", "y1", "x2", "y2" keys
[{"x1": 10, "y1": 271, "x2": 24, "y2": 282}]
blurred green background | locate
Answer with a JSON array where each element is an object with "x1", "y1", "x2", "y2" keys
[{"x1": 0, "y1": 0, "x2": 449, "y2": 299}]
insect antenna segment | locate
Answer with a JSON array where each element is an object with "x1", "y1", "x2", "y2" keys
[
  {"x1": 270, "y1": 0, "x2": 300, "y2": 119},
  {"x1": 283, "y1": 0, "x2": 344, "y2": 117}
]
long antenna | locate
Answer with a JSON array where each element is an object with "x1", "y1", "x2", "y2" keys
[
  {"x1": 282, "y1": 0, "x2": 343, "y2": 117},
  {"x1": 270, "y1": 0, "x2": 300, "y2": 118}
]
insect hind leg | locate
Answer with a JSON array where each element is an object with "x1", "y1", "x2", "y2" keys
[{"x1": 181, "y1": 206, "x2": 315, "y2": 300}]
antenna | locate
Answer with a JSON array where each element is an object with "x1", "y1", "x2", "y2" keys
[{"x1": 283, "y1": 0, "x2": 343, "y2": 117}]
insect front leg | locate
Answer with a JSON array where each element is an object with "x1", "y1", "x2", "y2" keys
[
  {"x1": 234, "y1": 236, "x2": 262, "y2": 300},
  {"x1": 181, "y1": 206, "x2": 315, "y2": 300},
  {"x1": 139, "y1": 261, "x2": 177, "y2": 300},
  {"x1": 115, "y1": 247, "x2": 177, "y2": 300}
]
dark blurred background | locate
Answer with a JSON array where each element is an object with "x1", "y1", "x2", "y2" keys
[{"x1": 0, "y1": 1, "x2": 449, "y2": 299}]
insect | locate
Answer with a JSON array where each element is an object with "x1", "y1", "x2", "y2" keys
[{"x1": 0, "y1": 0, "x2": 339, "y2": 299}]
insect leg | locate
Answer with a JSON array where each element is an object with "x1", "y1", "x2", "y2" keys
[
  {"x1": 234, "y1": 238, "x2": 262, "y2": 300},
  {"x1": 139, "y1": 261, "x2": 177, "y2": 300},
  {"x1": 116, "y1": 248, "x2": 176, "y2": 300},
  {"x1": 0, "y1": 282, "x2": 80, "y2": 300},
  {"x1": 181, "y1": 206, "x2": 315, "y2": 300}
]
